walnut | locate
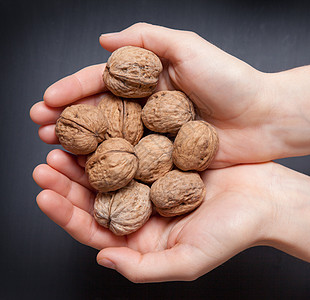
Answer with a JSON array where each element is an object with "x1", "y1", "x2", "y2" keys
[
  {"x1": 151, "y1": 169, "x2": 205, "y2": 217},
  {"x1": 142, "y1": 90, "x2": 195, "y2": 135},
  {"x1": 94, "y1": 180, "x2": 152, "y2": 236},
  {"x1": 97, "y1": 93, "x2": 143, "y2": 145},
  {"x1": 103, "y1": 46, "x2": 163, "y2": 98},
  {"x1": 134, "y1": 134, "x2": 173, "y2": 184},
  {"x1": 85, "y1": 138, "x2": 138, "y2": 192},
  {"x1": 55, "y1": 104, "x2": 107, "y2": 155},
  {"x1": 173, "y1": 120, "x2": 219, "y2": 171}
]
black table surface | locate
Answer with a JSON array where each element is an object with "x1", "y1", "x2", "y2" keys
[{"x1": 1, "y1": 0, "x2": 310, "y2": 299}]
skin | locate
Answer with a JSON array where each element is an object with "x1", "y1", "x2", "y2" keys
[{"x1": 30, "y1": 23, "x2": 310, "y2": 282}]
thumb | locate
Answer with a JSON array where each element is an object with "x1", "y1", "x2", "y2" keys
[
  {"x1": 97, "y1": 245, "x2": 206, "y2": 283},
  {"x1": 99, "y1": 22, "x2": 203, "y2": 63}
]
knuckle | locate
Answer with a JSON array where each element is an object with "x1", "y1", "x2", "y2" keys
[
  {"x1": 185, "y1": 271, "x2": 200, "y2": 281},
  {"x1": 180, "y1": 268, "x2": 200, "y2": 281},
  {"x1": 130, "y1": 22, "x2": 152, "y2": 31},
  {"x1": 184, "y1": 30, "x2": 199, "y2": 39},
  {"x1": 127, "y1": 273, "x2": 146, "y2": 284}
]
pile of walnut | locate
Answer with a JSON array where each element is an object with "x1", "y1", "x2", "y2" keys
[{"x1": 55, "y1": 46, "x2": 219, "y2": 236}]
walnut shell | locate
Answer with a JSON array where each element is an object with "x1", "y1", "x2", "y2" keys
[
  {"x1": 85, "y1": 138, "x2": 138, "y2": 192},
  {"x1": 142, "y1": 90, "x2": 195, "y2": 134},
  {"x1": 134, "y1": 134, "x2": 174, "y2": 184},
  {"x1": 94, "y1": 180, "x2": 152, "y2": 236},
  {"x1": 55, "y1": 104, "x2": 107, "y2": 155},
  {"x1": 97, "y1": 93, "x2": 143, "y2": 145},
  {"x1": 150, "y1": 169, "x2": 205, "y2": 217},
  {"x1": 173, "y1": 120, "x2": 219, "y2": 171},
  {"x1": 103, "y1": 46, "x2": 163, "y2": 98}
]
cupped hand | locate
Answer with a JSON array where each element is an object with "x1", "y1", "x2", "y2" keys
[
  {"x1": 30, "y1": 22, "x2": 284, "y2": 168},
  {"x1": 33, "y1": 148, "x2": 310, "y2": 283}
]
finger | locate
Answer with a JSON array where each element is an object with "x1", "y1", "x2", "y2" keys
[
  {"x1": 99, "y1": 23, "x2": 203, "y2": 64},
  {"x1": 30, "y1": 94, "x2": 105, "y2": 126},
  {"x1": 36, "y1": 92, "x2": 108, "y2": 144},
  {"x1": 30, "y1": 101, "x2": 63, "y2": 125},
  {"x1": 36, "y1": 189, "x2": 125, "y2": 250},
  {"x1": 33, "y1": 164, "x2": 93, "y2": 212},
  {"x1": 44, "y1": 64, "x2": 107, "y2": 107},
  {"x1": 46, "y1": 149, "x2": 92, "y2": 190},
  {"x1": 38, "y1": 124, "x2": 58, "y2": 144},
  {"x1": 97, "y1": 244, "x2": 206, "y2": 283}
]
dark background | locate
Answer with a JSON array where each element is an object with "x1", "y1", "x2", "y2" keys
[{"x1": 1, "y1": 0, "x2": 310, "y2": 299}]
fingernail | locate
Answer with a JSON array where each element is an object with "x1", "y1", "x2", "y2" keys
[
  {"x1": 100, "y1": 32, "x2": 118, "y2": 38},
  {"x1": 98, "y1": 258, "x2": 116, "y2": 269}
]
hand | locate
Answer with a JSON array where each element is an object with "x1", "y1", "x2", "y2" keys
[
  {"x1": 33, "y1": 149, "x2": 310, "y2": 282},
  {"x1": 30, "y1": 23, "x2": 310, "y2": 168}
]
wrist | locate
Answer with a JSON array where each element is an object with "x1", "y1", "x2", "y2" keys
[
  {"x1": 257, "y1": 163, "x2": 310, "y2": 262},
  {"x1": 261, "y1": 68, "x2": 310, "y2": 158}
]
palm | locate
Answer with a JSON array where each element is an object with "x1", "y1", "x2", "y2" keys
[{"x1": 33, "y1": 149, "x2": 269, "y2": 280}]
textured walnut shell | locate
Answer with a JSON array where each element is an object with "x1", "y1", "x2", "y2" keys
[
  {"x1": 103, "y1": 46, "x2": 163, "y2": 98},
  {"x1": 142, "y1": 90, "x2": 195, "y2": 134},
  {"x1": 173, "y1": 120, "x2": 219, "y2": 171},
  {"x1": 134, "y1": 134, "x2": 173, "y2": 184},
  {"x1": 94, "y1": 180, "x2": 152, "y2": 236},
  {"x1": 85, "y1": 138, "x2": 138, "y2": 192},
  {"x1": 151, "y1": 169, "x2": 205, "y2": 217},
  {"x1": 55, "y1": 104, "x2": 107, "y2": 155},
  {"x1": 97, "y1": 93, "x2": 143, "y2": 145}
]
